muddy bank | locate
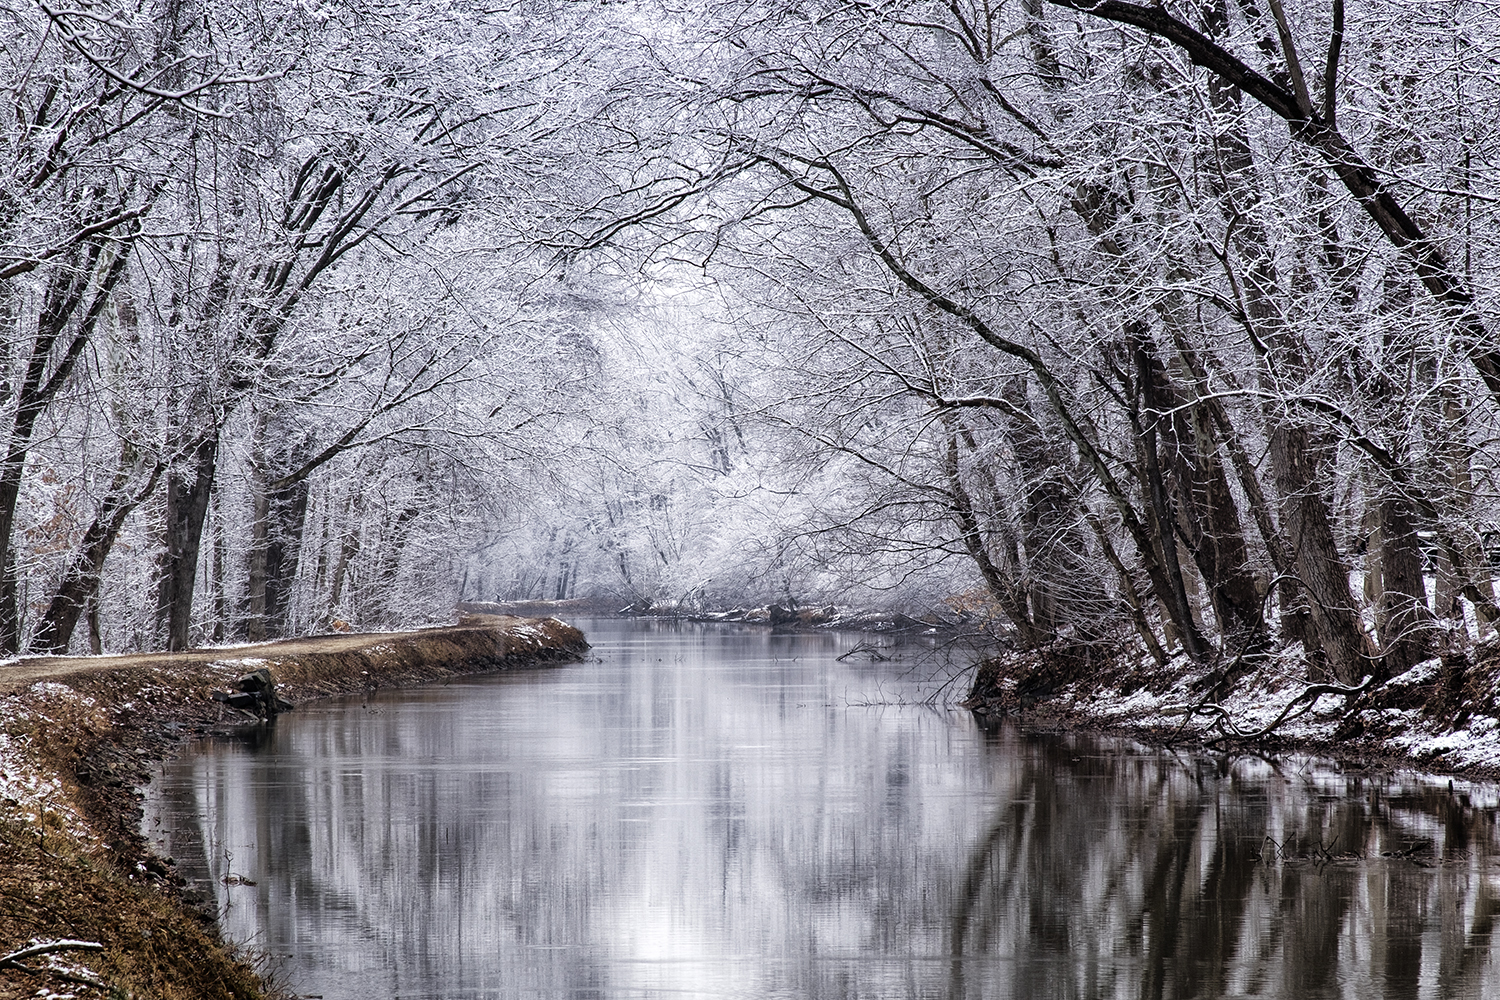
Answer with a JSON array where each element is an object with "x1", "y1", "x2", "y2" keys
[
  {"x1": 966, "y1": 634, "x2": 1500, "y2": 781},
  {"x1": 0, "y1": 614, "x2": 587, "y2": 1000}
]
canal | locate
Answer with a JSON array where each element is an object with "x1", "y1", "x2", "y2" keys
[{"x1": 143, "y1": 619, "x2": 1500, "y2": 998}]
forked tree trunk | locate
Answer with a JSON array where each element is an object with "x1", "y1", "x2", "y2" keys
[
  {"x1": 1189, "y1": 36, "x2": 1371, "y2": 682},
  {"x1": 1138, "y1": 334, "x2": 1268, "y2": 653},
  {"x1": 31, "y1": 454, "x2": 163, "y2": 654},
  {"x1": 0, "y1": 240, "x2": 133, "y2": 651},
  {"x1": 1118, "y1": 331, "x2": 1209, "y2": 661}
]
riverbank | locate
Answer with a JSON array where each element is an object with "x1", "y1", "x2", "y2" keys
[
  {"x1": 0, "y1": 614, "x2": 587, "y2": 1000},
  {"x1": 965, "y1": 634, "x2": 1500, "y2": 780}
]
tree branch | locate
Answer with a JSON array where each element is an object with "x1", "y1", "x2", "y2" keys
[{"x1": 1044, "y1": 0, "x2": 1500, "y2": 402}]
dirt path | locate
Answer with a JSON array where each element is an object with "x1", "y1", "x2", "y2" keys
[{"x1": 0, "y1": 619, "x2": 547, "y2": 692}]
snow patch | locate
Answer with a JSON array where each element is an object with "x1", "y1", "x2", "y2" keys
[{"x1": 1388, "y1": 658, "x2": 1441, "y2": 687}]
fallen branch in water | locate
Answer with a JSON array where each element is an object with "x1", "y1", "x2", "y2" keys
[{"x1": 837, "y1": 641, "x2": 889, "y2": 662}]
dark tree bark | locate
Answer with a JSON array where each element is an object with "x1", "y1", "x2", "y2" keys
[
  {"x1": 1116, "y1": 329, "x2": 1209, "y2": 661},
  {"x1": 1136, "y1": 335, "x2": 1268, "y2": 653},
  {"x1": 157, "y1": 432, "x2": 219, "y2": 651},
  {"x1": 246, "y1": 479, "x2": 312, "y2": 640},
  {"x1": 1180, "y1": 10, "x2": 1370, "y2": 682},
  {"x1": 1269, "y1": 425, "x2": 1368, "y2": 683},
  {"x1": 263, "y1": 481, "x2": 312, "y2": 636},
  {"x1": 1375, "y1": 493, "x2": 1433, "y2": 677}
]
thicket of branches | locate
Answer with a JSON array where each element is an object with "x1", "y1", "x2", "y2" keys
[
  {"x1": 599, "y1": 0, "x2": 1500, "y2": 685},
  {"x1": 0, "y1": 0, "x2": 624, "y2": 652},
  {"x1": 461, "y1": 0, "x2": 1500, "y2": 694}
]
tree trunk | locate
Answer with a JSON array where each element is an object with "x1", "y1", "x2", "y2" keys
[
  {"x1": 995, "y1": 377, "x2": 1106, "y2": 636},
  {"x1": 0, "y1": 242, "x2": 129, "y2": 651},
  {"x1": 1269, "y1": 425, "x2": 1368, "y2": 683},
  {"x1": 157, "y1": 432, "x2": 219, "y2": 652},
  {"x1": 1188, "y1": 33, "x2": 1370, "y2": 681},
  {"x1": 1121, "y1": 332, "x2": 1209, "y2": 661},
  {"x1": 1139, "y1": 333, "x2": 1268, "y2": 653},
  {"x1": 365, "y1": 502, "x2": 421, "y2": 624},
  {"x1": 327, "y1": 494, "x2": 363, "y2": 621},
  {"x1": 1376, "y1": 493, "x2": 1433, "y2": 677},
  {"x1": 1432, "y1": 388, "x2": 1498, "y2": 633},
  {"x1": 86, "y1": 597, "x2": 102, "y2": 655},
  {"x1": 943, "y1": 422, "x2": 1046, "y2": 648},
  {"x1": 245, "y1": 464, "x2": 271, "y2": 642},
  {"x1": 31, "y1": 455, "x2": 163, "y2": 654},
  {"x1": 0, "y1": 551, "x2": 15, "y2": 655},
  {"x1": 1085, "y1": 511, "x2": 1168, "y2": 665},
  {"x1": 262, "y1": 480, "x2": 312, "y2": 637},
  {"x1": 242, "y1": 411, "x2": 314, "y2": 641},
  {"x1": 210, "y1": 487, "x2": 228, "y2": 643}
]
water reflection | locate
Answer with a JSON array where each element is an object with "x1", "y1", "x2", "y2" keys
[{"x1": 143, "y1": 621, "x2": 1500, "y2": 999}]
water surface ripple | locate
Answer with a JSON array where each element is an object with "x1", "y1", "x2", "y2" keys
[{"x1": 144, "y1": 619, "x2": 1500, "y2": 999}]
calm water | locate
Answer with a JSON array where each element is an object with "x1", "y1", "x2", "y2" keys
[{"x1": 143, "y1": 619, "x2": 1500, "y2": 999}]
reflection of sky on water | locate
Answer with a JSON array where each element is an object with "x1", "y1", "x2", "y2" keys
[{"x1": 144, "y1": 620, "x2": 1500, "y2": 999}]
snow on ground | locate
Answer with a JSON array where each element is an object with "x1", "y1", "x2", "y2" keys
[
  {"x1": 205, "y1": 656, "x2": 269, "y2": 674},
  {"x1": 0, "y1": 695, "x2": 86, "y2": 836},
  {"x1": 1061, "y1": 646, "x2": 1500, "y2": 776}
]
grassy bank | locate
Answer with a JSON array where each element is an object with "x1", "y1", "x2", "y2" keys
[{"x1": 0, "y1": 614, "x2": 587, "y2": 999}]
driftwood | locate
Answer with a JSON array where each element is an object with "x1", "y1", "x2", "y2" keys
[{"x1": 836, "y1": 641, "x2": 890, "y2": 662}]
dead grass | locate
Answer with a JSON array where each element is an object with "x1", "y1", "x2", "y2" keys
[{"x1": 0, "y1": 614, "x2": 587, "y2": 999}]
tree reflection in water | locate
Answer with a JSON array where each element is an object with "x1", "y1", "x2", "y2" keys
[
  {"x1": 144, "y1": 620, "x2": 1500, "y2": 999},
  {"x1": 952, "y1": 729, "x2": 1500, "y2": 1000}
]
